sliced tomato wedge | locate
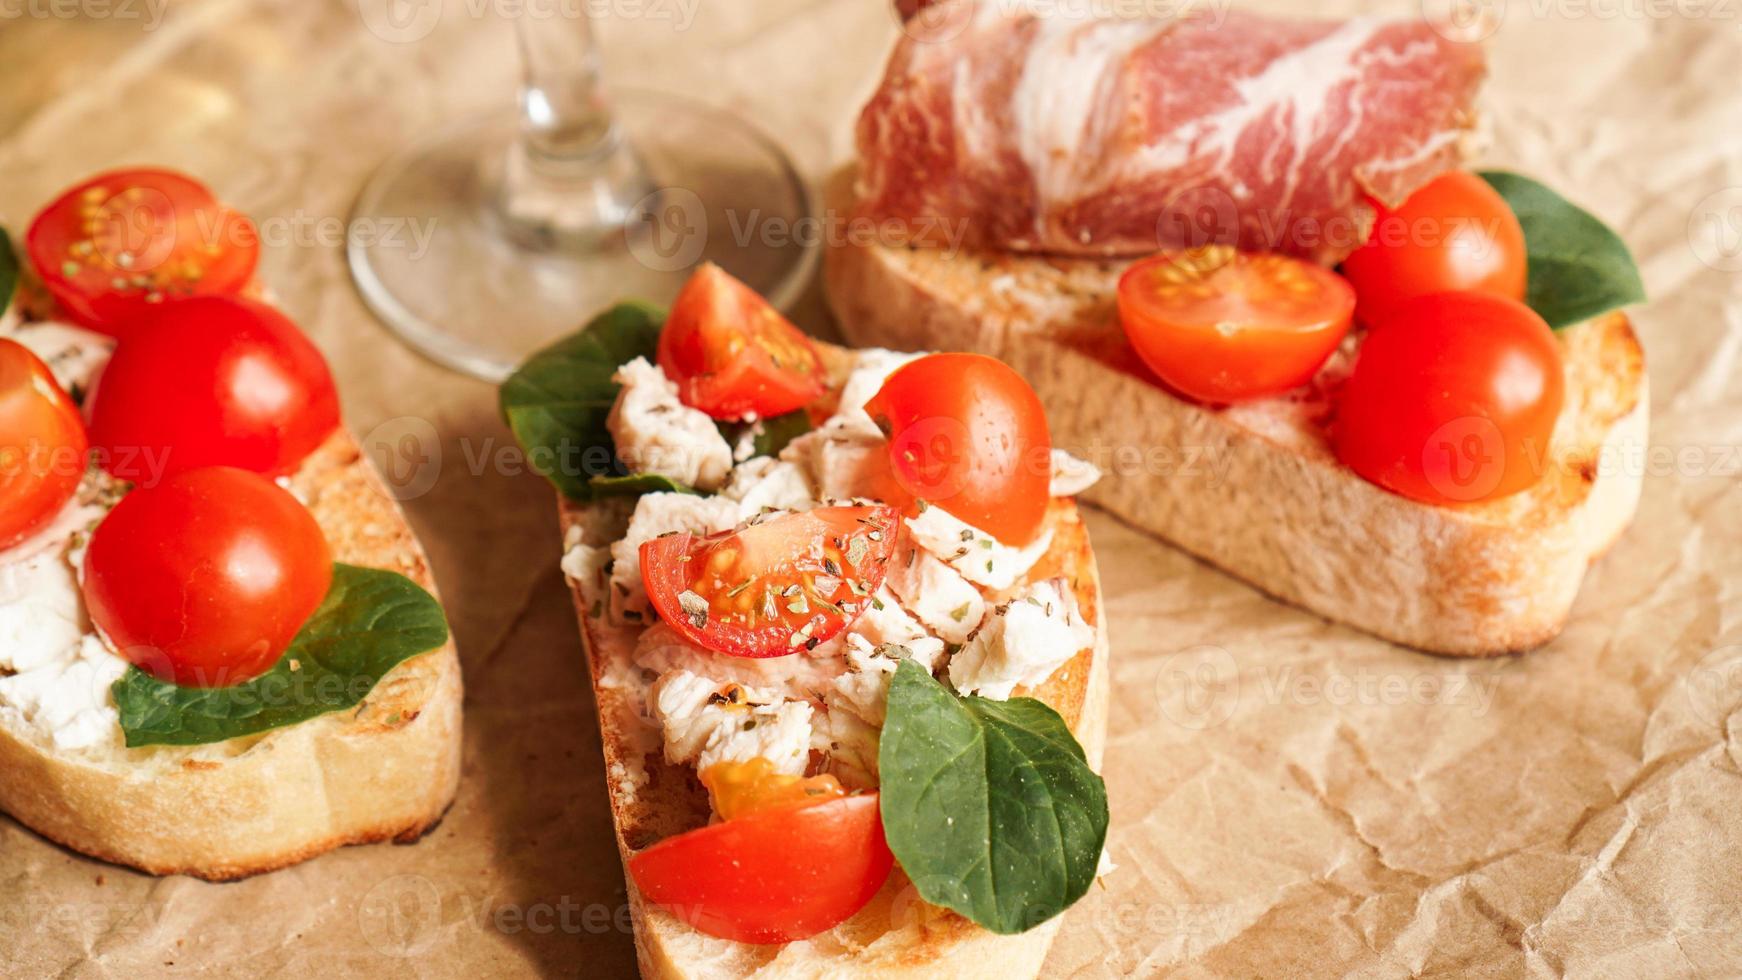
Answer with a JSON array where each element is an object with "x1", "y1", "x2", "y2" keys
[
  {"x1": 0, "y1": 339, "x2": 88, "y2": 548},
  {"x1": 628, "y1": 792, "x2": 893, "y2": 944},
  {"x1": 26, "y1": 169, "x2": 259, "y2": 336},
  {"x1": 657, "y1": 262, "x2": 827, "y2": 420},
  {"x1": 1117, "y1": 246, "x2": 1355, "y2": 404},
  {"x1": 641, "y1": 505, "x2": 900, "y2": 658}
]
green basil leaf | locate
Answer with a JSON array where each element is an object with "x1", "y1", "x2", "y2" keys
[
  {"x1": 878, "y1": 660, "x2": 1108, "y2": 935},
  {"x1": 748, "y1": 409, "x2": 813, "y2": 459},
  {"x1": 588, "y1": 473, "x2": 697, "y2": 497},
  {"x1": 113, "y1": 564, "x2": 450, "y2": 748},
  {"x1": 1479, "y1": 171, "x2": 1645, "y2": 329},
  {"x1": 499, "y1": 302, "x2": 665, "y2": 501},
  {"x1": 0, "y1": 226, "x2": 18, "y2": 320}
]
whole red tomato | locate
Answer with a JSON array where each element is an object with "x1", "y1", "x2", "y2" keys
[
  {"x1": 1341, "y1": 171, "x2": 1527, "y2": 328},
  {"x1": 82, "y1": 467, "x2": 332, "y2": 687},
  {"x1": 1335, "y1": 291, "x2": 1565, "y2": 505},
  {"x1": 86, "y1": 296, "x2": 340, "y2": 484}
]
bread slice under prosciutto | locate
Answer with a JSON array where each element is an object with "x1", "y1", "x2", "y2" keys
[{"x1": 857, "y1": 2, "x2": 1487, "y2": 263}]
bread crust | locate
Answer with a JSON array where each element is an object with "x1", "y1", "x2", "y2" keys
[
  {"x1": 823, "y1": 237, "x2": 1648, "y2": 657},
  {"x1": 556, "y1": 360, "x2": 1112, "y2": 977},
  {"x1": 0, "y1": 433, "x2": 464, "y2": 881}
]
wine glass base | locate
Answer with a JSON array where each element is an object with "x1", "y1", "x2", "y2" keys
[{"x1": 348, "y1": 89, "x2": 817, "y2": 382}]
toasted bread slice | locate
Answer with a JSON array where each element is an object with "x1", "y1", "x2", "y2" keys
[
  {"x1": 558, "y1": 343, "x2": 1110, "y2": 978},
  {"x1": 0, "y1": 433, "x2": 464, "y2": 881},
  {"x1": 824, "y1": 240, "x2": 1647, "y2": 657}
]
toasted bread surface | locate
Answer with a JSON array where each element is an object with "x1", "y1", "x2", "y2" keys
[
  {"x1": 556, "y1": 338, "x2": 1111, "y2": 977},
  {"x1": 0, "y1": 433, "x2": 464, "y2": 881},
  {"x1": 824, "y1": 239, "x2": 1647, "y2": 657}
]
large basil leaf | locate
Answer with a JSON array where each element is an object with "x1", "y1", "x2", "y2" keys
[
  {"x1": 588, "y1": 473, "x2": 696, "y2": 497},
  {"x1": 1479, "y1": 171, "x2": 1645, "y2": 329},
  {"x1": 499, "y1": 302, "x2": 665, "y2": 501},
  {"x1": 745, "y1": 409, "x2": 813, "y2": 459},
  {"x1": 0, "y1": 227, "x2": 18, "y2": 320},
  {"x1": 113, "y1": 564, "x2": 449, "y2": 748},
  {"x1": 878, "y1": 660, "x2": 1108, "y2": 935}
]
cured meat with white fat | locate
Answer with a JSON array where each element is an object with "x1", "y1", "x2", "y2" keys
[{"x1": 856, "y1": 3, "x2": 1487, "y2": 263}]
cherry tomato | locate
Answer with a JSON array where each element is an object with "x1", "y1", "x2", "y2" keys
[
  {"x1": 1341, "y1": 171, "x2": 1527, "y2": 328},
  {"x1": 628, "y1": 792, "x2": 893, "y2": 944},
  {"x1": 657, "y1": 262, "x2": 826, "y2": 420},
  {"x1": 0, "y1": 340, "x2": 88, "y2": 548},
  {"x1": 26, "y1": 169, "x2": 259, "y2": 336},
  {"x1": 864, "y1": 353, "x2": 1050, "y2": 544},
  {"x1": 82, "y1": 467, "x2": 332, "y2": 687},
  {"x1": 642, "y1": 505, "x2": 900, "y2": 658},
  {"x1": 702, "y1": 757, "x2": 847, "y2": 821},
  {"x1": 1334, "y1": 291, "x2": 1565, "y2": 505},
  {"x1": 1117, "y1": 246, "x2": 1356, "y2": 404},
  {"x1": 86, "y1": 296, "x2": 340, "y2": 483}
]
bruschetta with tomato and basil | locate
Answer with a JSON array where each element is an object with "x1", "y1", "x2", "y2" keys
[
  {"x1": 501, "y1": 264, "x2": 1111, "y2": 976},
  {"x1": 828, "y1": 3, "x2": 1648, "y2": 656},
  {"x1": 0, "y1": 169, "x2": 461, "y2": 880}
]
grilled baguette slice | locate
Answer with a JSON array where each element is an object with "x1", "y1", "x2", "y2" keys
[
  {"x1": 559, "y1": 342, "x2": 1110, "y2": 978},
  {"x1": 0, "y1": 433, "x2": 464, "y2": 881},
  {"x1": 825, "y1": 240, "x2": 1647, "y2": 657}
]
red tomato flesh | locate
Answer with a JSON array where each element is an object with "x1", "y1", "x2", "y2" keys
[
  {"x1": 657, "y1": 262, "x2": 826, "y2": 420},
  {"x1": 628, "y1": 793, "x2": 893, "y2": 944},
  {"x1": 86, "y1": 295, "x2": 340, "y2": 483},
  {"x1": 1117, "y1": 246, "x2": 1355, "y2": 404},
  {"x1": 0, "y1": 340, "x2": 88, "y2": 548},
  {"x1": 26, "y1": 168, "x2": 259, "y2": 336},
  {"x1": 82, "y1": 467, "x2": 333, "y2": 687},
  {"x1": 1334, "y1": 291, "x2": 1565, "y2": 505},
  {"x1": 642, "y1": 506, "x2": 901, "y2": 658},
  {"x1": 1340, "y1": 170, "x2": 1527, "y2": 328},
  {"x1": 864, "y1": 353, "x2": 1051, "y2": 545}
]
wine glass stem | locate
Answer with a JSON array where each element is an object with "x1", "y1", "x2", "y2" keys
[{"x1": 499, "y1": 11, "x2": 653, "y2": 249}]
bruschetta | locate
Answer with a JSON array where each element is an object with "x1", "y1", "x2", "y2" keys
[
  {"x1": 501, "y1": 264, "x2": 1111, "y2": 976},
  {"x1": 0, "y1": 169, "x2": 461, "y2": 880}
]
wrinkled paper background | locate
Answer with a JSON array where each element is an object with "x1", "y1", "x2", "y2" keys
[{"x1": 2, "y1": 1, "x2": 1740, "y2": 976}]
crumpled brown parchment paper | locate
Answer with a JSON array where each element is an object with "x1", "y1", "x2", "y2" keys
[{"x1": 2, "y1": 1, "x2": 1740, "y2": 976}]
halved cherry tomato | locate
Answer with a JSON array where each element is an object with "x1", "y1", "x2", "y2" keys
[
  {"x1": 86, "y1": 295, "x2": 340, "y2": 483},
  {"x1": 1334, "y1": 291, "x2": 1564, "y2": 505},
  {"x1": 1341, "y1": 170, "x2": 1527, "y2": 328},
  {"x1": 642, "y1": 505, "x2": 900, "y2": 658},
  {"x1": 702, "y1": 757, "x2": 847, "y2": 821},
  {"x1": 0, "y1": 340, "x2": 88, "y2": 548},
  {"x1": 26, "y1": 169, "x2": 259, "y2": 336},
  {"x1": 657, "y1": 262, "x2": 826, "y2": 420},
  {"x1": 628, "y1": 791, "x2": 892, "y2": 944},
  {"x1": 82, "y1": 467, "x2": 333, "y2": 687},
  {"x1": 865, "y1": 353, "x2": 1050, "y2": 545},
  {"x1": 1117, "y1": 246, "x2": 1356, "y2": 404}
]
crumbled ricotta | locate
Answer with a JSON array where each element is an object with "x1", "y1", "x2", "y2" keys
[
  {"x1": 719, "y1": 457, "x2": 815, "y2": 519},
  {"x1": 906, "y1": 504, "x2": 1054, "y2": 591},
  {"x1": 780, "y1": 413, "x2": 891, "y2": 505},
  {"x1": 1049, "y1": 449, "x2": 1103, "y2": 497},
  {"x1": 632, "y1": 623, "x2": 844, "y2": 704},
  {"x1": 648, "y1": 670, "x2": 813, "y2": 776},
  {"x1": 885, "y1": 544, "x2": 985, "y2": 645},
  {"x1": 606, "y1": 492, "x2": 739, "y2": 624},
  {"x1": 607, "y1": 357, "x2": 733, "y2": 491},
  {"x1": 835, "y1": 348, "x2": 925, "y2": 423},
  {"x1": 830, "y1": 633, "x2": 945, "y2": 728},
  {"x1": 811, "y1": 705, "x2": 880, "y2": 789},
  {"x1": 5, "y1": 321, "x2": 114, "y2": 396},
  {"x1": 0, "y1": 493, "x2": 127, "y2": 752},
  {"x1": 949, "y1": 579, "x2": 1094, "y2": 700}
]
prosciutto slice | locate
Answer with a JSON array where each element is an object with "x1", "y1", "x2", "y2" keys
[{"x1": 857, "y1": 2, "x2": 1487, "y2": 263}]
